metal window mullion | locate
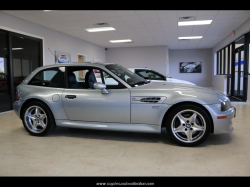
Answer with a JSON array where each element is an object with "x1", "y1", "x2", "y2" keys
[
  {"x1": 226, "y1": 45, "x2": 230, "y2": 95},
  {"x1": 231, "y1": 42, "x2": 235, "y2": 96},
  {"x1": 223, "y1": 48, "x2": 226, "y2": 75},
  {"x1": 217, "y1": 51, "x2": 219, "y2": 75},
  {"x1": 237, "y1": 50, "x2": 241, "y2": 97},
  {"x1": 220, "y1": 50, "x2": 222, "y2": 74},
  {"x1": 228, "y1": 46, "x2": 230, "y2": 75},
  {"x1": 7, "y1": 33, "x2": 15, "y2": 104},
  {"x1": 243, "y1": 33, "x2": 249, "y2": 101}
]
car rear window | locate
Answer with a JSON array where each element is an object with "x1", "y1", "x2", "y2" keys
[{"x1": 28, "y1": 67, "x2": 65, "y2": 88}]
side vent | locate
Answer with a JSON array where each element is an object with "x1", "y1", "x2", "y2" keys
[
  {"x1": 131, "y1": 96, "x2": 167, "y2": 104},
  {"x1": 140, "y1": 97, "x2": 161, "y2": 103}
]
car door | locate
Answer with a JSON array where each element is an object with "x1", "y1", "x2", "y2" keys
[{"x1": 62, "y1": 66, "x2": 130, "y2": 123}]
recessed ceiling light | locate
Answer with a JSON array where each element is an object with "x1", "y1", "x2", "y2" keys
[
  {"x1": 4, "y1": 48, "x2": 24, "y2": 50},
  {"x1": 109, "y1": 39, "x2": 132, "y2": 43},
  {"x1": 178, "y1": 20, "x2": 212, "y2": 26},
  {"x1": 178, "y1": 36, "x2": 203, "y2": 39},
  {"x1": 85, "y1": 27, "x2": 115, "y2": 32},
  {"x1": 12, "y1": 48, "x2": 24, "y2": 50},
  {"x1": 44, "y1": 10, "x2": 51, "y2": 11}
]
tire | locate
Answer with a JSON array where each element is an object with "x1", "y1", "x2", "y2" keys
[
  {"x1": 21, "y1": 101, "x2": 56, "y2": 136},
  {"x1": 166, "y1": 104, "x2": 211, "y2": 147}
]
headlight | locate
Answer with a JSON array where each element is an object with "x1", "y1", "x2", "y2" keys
[
  {"x1": 221, "y1": 101, "x2": 231, "y2": 111},
  {"x1": 216, "y1": 101, "x2": 231, "y2": 111},
  {"x1": 216, "y1": 94, "x2": 231, "y2": 111}
]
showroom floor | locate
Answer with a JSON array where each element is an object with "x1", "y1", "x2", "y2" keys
[{"x1": 0, "y1": 102, "x2": 250, "y2": 176}]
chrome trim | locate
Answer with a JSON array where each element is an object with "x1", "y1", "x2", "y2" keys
[
  {"x1": 131, "y1": 96, "x2": 166, "y2": 104},
  {"x1": 56, "y1": 120, "x2": 161, "y2": 133}
]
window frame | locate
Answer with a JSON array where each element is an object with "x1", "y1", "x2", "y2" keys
[
  {"x1": 65, "y1": 66, "x2": 128, "y2": 90},
  {"x1": 217, "y1": 44, "x2": 232, "y2": 76}
]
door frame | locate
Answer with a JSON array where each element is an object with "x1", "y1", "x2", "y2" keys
[
  {"x1": 77, "y1": 53, "x2": 87, "y2": 62},
  {"x1": 231, "y1": 45, "x2": 246, "y2": 101},
  {"x1": 0, "y1": 28, "x2": 43, "y2": 111}
]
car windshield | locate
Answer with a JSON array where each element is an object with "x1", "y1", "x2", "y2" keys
[
  {"x1": 105, "y1": 64, "x2": 148, "y2": 87},
  {"x1": 137, "y1": 70, "x2": 166, "y2": 80}
]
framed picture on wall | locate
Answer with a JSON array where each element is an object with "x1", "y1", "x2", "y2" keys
[
  {"x1": 55, "y1": 50, "x2": 71, "y2": 63},
  {"x1": 180, "y1": 62, "x2": 202, "y2": 73}
]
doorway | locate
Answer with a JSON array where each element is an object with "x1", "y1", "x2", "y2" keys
[
  {"x1": 0, "y1": 30, "x2": 11, "y2": 112},
  {"x1": 232, "y1": 46, "x2": 246, "y2": 101},
  {"x1": 77, "y1": 54, "x2": 86, "y2": 81},
  {"x1": 0, "y1": 29, "x2": 43, "y2": 113},
  {"x1": 78, "y1": 54, "x2": 85, "y2": 63}
]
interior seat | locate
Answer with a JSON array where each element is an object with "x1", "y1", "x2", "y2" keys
[
  {"x1": 85, "y1": 70, "x2": 97, "y2": 89},
  {"x1": 68, "y1": 72, "x2": 82, "y2": 89}
]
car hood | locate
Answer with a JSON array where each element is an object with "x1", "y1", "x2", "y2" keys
[
  {"x1": 130, "y1": 82, "x2": 224, "y2": 105},
  {"x1": 150, "y1": 78, "x2": 195, "y2": 85},
  {"x1": 167, "y1": 78, "x2": 195, "y2": 85}
]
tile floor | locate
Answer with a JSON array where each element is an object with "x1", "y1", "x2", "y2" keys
[{"x1": 0, "y1": 102, "x2": 250, "y2": 176}]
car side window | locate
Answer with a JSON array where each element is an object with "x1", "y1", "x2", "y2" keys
[
  {"x1": 28, "y1": 67, "x2": 65, "y2": 88},
  {"x1": 102, "y1": 71, "x2": 119, "y2": 86},
  {"x1": 90, "y1": 69, "x2": 126, "y2": 89},
  {"x1": 67, "y1": 67, "x2": 126, "y2": 89},
  {"x1": 136, "y1": 70, "x2": 165, "y2": 80}
]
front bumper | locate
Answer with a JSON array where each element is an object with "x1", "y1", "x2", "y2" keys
[{"x1": 204, "y1": 104, "x2": 236, "y2": 134}]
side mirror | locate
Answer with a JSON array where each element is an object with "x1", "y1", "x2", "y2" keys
[{"x1": 94, "y1": 82, "x2": 109, "y2": 94}]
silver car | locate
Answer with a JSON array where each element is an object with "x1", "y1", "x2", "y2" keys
[{"x1": 13, "y1": 62, "x2": 236, "y2": 146}]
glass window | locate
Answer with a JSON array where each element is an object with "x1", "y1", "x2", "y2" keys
[
  {"x1": 102, "y1": 71, "x2": 119, "y2": 86},
  {"x1": 12, "y1": 34, "x2": 42, "y2": 97},
  {"x1": 105, "y1": 64, "x2": 147, "y2": 87},
  {"x1": 249, "y1": 34, "x2": 250, "y2": 74},
  {"x1": 229, "y1": 44, "x2": 232, "y2": 74},
  {"x1": 29, "y1": 67, "x2": 65, "y2": 88},
  {"x1": 94, "y1": 69, "x2": 102, "y2": 83},
  {"x1": 225, "y1": 47, "x2": 228, "y2": 74},
  {"x1": 0, "y1": 30, "x2": 11, "y2": 112},
  {"x1": 67, "y1": 67, "x2": 126, "y2": 89},
  {"x1": 235, "y1": 36, "x2": 244, "y2": 49},
  {"x1": 222, "y1": 49, "x2": 224, "y2": 74},
  {"x1": 218, "y1": 51, "x2": 220, "y2": 74},
  {"x1": 135, "y1": 70, "x2": 166, "y2": 80}
]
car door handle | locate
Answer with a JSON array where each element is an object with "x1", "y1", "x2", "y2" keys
[{"x1": 65, "y1": 95, "x2": 76, "y2": 99}]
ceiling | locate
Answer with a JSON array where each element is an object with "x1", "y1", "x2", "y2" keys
[{"x1": 3, "y1": 10, "x2": 250, "y2": 49}]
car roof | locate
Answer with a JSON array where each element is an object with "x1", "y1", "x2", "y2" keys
[{"x1": 36, "y1": 62, "x2": 115, "y2": 70}]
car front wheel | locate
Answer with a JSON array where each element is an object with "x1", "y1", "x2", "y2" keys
[
  {"x1": 22, "y1": 101, "x2": 56, "y2": 136},
  {"x1": 166, "y1": 104, "x2": 211, "y2": 147}
]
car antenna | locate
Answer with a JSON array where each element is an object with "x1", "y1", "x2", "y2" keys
[{"x1": 48, "y1": 48, "x2": 59, "y2": 62}]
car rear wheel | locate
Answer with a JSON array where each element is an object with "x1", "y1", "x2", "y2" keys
[
  {"x1": 166, "y1": 104, "x2": 211, "y2": 147},
  {"x1": 22, "y1": 101, "x2": 56, "y2": 136}
]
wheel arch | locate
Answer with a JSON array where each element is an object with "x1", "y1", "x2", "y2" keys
[
  {"x1": 162, "y1": 101, "x2": 214, "y2": 133},
  {"x1": 20, "y1": 98, "x2": 55, "y2": 121}
]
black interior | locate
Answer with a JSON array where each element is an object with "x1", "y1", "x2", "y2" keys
[
  {"x1": 85, "y1": 69, "x2": 97, "y2": 89},
  {"x1": 68, "y1": 72, "x2": 83, "y2": 89}
]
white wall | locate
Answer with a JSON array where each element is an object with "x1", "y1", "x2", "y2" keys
[
  {"x1": 106, "y1": 46, "x2": 169, "y2": 75},
  {"x1": 169, "y1": 49, "x2": 212, "y2": 87},
  {"x1": 0, "y1": 11, "x2": 106, "y2": 66},
  {"x1": 212, "y1": 17, "x2": 250, "y2": 102}
]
